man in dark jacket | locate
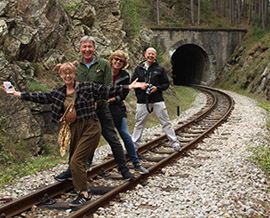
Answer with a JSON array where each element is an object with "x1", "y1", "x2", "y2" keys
[{"x1": 131, "y1": 47, "x2": 181, "y2": 151}]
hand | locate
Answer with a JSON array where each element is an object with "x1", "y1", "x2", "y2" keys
[
  {"x1": 150, "y1": 85, "x2": 157, "y2": 93},
  {"x1": 129, "y1": 78, "x2": 147, "y2": 90},
  {"x1": 1, "y1": 83, "x2": 21, "y2": 97},
  {"x1": 107, "y1": 97, "x2": 116, "y2": 103}
]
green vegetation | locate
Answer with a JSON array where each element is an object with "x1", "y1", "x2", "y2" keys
[
  {"x1": 247, "y1": 102, "x2": 270, "y2": 175},
  {"x1": 213, "y1": 28, "x2": 270, "y2": 97},
  {"x1": 152, "y1": 39, "x2": 163, "y2": 63},
  {"x1": 248, "y1": 145, "x2": 270, "y2": 175},
  {"x1": 0, "y1": 134, "x2": 64, "y2": 187},
  {"x1": 27, "y1": 81, "x2": 49, "y2": 92},
  {"x1": 61, "y1": 1, "x2": 83, "y2": 12},
  {"x1": 120, "y1": 0, "x2": 149, "y2": 38}
]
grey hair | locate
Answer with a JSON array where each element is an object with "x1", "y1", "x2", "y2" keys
[{"x1": 79, "y1": 36, "x2": 96, "y2": 47}]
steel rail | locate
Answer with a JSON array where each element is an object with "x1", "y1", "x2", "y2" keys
[{"x1": 0, "y1": 86, "x2": 234, "y2": 218}]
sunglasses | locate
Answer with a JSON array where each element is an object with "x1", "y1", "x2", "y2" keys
[{"x1": 113, "y1": 57, "x2": 125, "y2": 63}]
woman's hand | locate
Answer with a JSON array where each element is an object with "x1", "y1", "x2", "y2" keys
[
  {"x1": 107, "y1": 97, "x2": 116, "y2": 103},
  {"x1": 1, "y1": 83, "x2": 21, "y2": 97},
  {"x1": 129, "y1": 78, "x2": 147, "y2": 90}
]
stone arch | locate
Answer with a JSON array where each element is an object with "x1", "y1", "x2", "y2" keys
[{"x1": 171, "y1": 44, "x2": 210, "y2": 85}]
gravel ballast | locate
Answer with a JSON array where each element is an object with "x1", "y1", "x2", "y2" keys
[{"x1": 1, "y1": 90, "x2": 270, "y2": 217}]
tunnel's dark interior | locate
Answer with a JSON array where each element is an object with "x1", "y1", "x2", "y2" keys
[{"x1": 172, "y1": 44, "x2": 207, "y2": 85}]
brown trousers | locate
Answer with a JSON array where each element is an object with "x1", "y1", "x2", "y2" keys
[{"x1": 69, "y1": 118, "x2": 101, "y2": 192}]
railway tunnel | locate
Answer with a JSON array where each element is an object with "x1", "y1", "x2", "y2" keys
[{"x1": 171, "y1": 44, "x2": 209, "y2": 85}]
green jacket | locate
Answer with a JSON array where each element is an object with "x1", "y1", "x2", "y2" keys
[{"x1": 76, "y1": 56, "x2": 112, "y2": 112}]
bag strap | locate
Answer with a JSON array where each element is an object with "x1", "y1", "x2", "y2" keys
[
  {"x1": 145, "y1": 95, "x2": 153, "y2": 113},
  {"x1": 60, "y1": 82, "x2": 78, "y2": 122}
]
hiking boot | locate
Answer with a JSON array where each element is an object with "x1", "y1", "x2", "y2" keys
[
  {"x1": 54, "y1": 169, "x2": 72, "y2": 182},
  {"x1": 69, "y1": 192, "x2": 92, "y2": 207},
  {"x1": 121, "y1": 169, "x2": 135, "y2": 181},
  {"x1": 134, "y1": 164, "x2": 149, "y2": 174}
]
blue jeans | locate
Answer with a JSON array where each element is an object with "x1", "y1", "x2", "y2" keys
[
  {"x1": 116, "y1": 117, "x2": 139, "y2": 167},
  {"x1": 87, "y1": 116, "x2": 139, "y2": 167}
]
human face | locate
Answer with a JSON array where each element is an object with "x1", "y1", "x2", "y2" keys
[
  {"x1": 111, "y1": 56, "x2": 125, "y2": 72},
  {"x1": 144, "y1": 48, "x2": 156, "y2": 65},
  {"x1": 80, "y1": 41, "x2": 96, "y2": 64},
  {"x1": 60, "y1": 70, "x2": 75, "y2": 86}
]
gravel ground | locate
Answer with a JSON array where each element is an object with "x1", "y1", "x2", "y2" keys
[{"x1": 1, "y1": 90, "x2": 270, "y2": 218}]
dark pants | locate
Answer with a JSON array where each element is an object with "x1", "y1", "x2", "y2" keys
[
  {"x1": 88, "y1": 107, "x2": 128, "y2": 172},
  {"x1": 69, "y1": 119, "x2": 101, "y2": 192}
]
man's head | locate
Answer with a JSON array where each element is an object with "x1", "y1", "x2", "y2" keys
[
  {"x1": 144, "y1": 47, "x2": 157, "y2": 66},
  {"x1": 79, "y1": 36, "x2": 96, "y2": 64}
]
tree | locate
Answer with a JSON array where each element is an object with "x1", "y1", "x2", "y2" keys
[
  {"x1": 120, "y1": 0, "x2": 148, "y2": 38},
  {"x1": 157, "y1": 0, "x2": 160, "y2": 26},
  {"x1": 223, "y1": 0, "x2": 226, "y2": 17},
  {"x1": 191, "y1": 0, "x2": 195, "y2": 25},
  {"x1": 237, "y1": 0, "x2": 242, "y2": 24},
  {"x1": 197, "y1": 0, "x2": 201, "y2": 26},
  {"x1": 212, "y1": 0, "x2": 215, "y2": 11},
  {"x1": 247, "y1": 2, "x2": 252, "y2": 25},
  {"x1": 229, "y1": 0, "x2": 235, "y2": 25}
]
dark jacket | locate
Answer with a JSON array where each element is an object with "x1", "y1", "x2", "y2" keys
[
  {"x1": 76, "y1": 56, "x2": 112, "y2": 112},
  {"x1": 131, "y1": 60, "x2": 170, "y2": 104},
  {"x1": 109, "y1": 69, "x2": 130, "y2": 127}
]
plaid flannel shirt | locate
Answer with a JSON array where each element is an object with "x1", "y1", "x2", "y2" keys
[{"x1": 21, "y1": 81, "x2": 128, "y2": 123}]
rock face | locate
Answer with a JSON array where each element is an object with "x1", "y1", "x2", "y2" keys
[{"x1": 0, "y1": 0, "x2": 153, "y2": 148}]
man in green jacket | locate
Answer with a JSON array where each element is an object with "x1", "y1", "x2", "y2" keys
[{"x1": 55, "y1": 36, "x2": 134, "y2": 181}]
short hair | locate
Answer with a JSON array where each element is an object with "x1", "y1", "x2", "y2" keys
[
  {"x1": 109, "y1": 50, "x2": 128, "y2": 68},
  {"x1": 79, "y1": 36, "x2": 96, "y2": 47},
  {"x1": 53, "y1": 61, "x2": 78, "y2": 74},
  {"x1": 145, "y1": 47, "x2": 157, "y2": 54}
]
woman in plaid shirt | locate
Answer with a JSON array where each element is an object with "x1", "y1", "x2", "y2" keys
[{"x1": 1, "y1": 61, "x2": 146, "y2": 206}]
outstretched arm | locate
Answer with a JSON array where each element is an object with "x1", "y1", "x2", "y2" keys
[{"x1": 128, "y1": 78, "x2": 147, "y2": 90}]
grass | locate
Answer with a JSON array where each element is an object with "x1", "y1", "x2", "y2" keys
[
  {"x1": 0, "y1": 134, "x2": 65, "y2": 188},
  {"x1": 248, "y1": 102, "x2": 270, "y2": 176},
  {"x1": 248, "y1": 143, "x2": 270, "y2": 175},
  {"x1": 0, "y1": 155, "x2": 63, "y2": 187}
]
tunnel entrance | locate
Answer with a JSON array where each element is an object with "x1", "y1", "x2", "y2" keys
[{"x1": 172, "y1": 44, "x2": 209, "y2": 85}]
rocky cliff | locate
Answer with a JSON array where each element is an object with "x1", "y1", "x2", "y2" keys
[
  {"x1": 214, "y1": 30, "x2": 270, "y2": 101},
  {"x1": 0, "y1": 0, "x2": 154, "y2": 149}
]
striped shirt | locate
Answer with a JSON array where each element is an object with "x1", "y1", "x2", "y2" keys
[{"x1": 21, "y1": 81, "x2": 129, "y2": 123}]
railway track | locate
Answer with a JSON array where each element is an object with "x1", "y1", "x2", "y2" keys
[{"x1": 0, "y1": 85, "x2": 234, "y2": 218}]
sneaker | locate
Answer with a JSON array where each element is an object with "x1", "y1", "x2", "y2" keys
[
  {"x1": 67, "y1": 189, "x2": 79, "y2": 196},
  {"x1": 69, "y1": 192, "x2": 91, "y2": 207},
  {"x1": 121, "y1": 170, "x2": 135, "y2": 181},
  {"x1": 86, "y1": 163, "x2": 92, "y2": 172},
  {"x1": 173, "y1": 145, "x2": 181, "y2": 151},
  {"x1": 54, "y1": 169, "x2": 72, "y2": 182},
  {"x1": 134, "y1": 164, "x2": 149, "y2": 174}
]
